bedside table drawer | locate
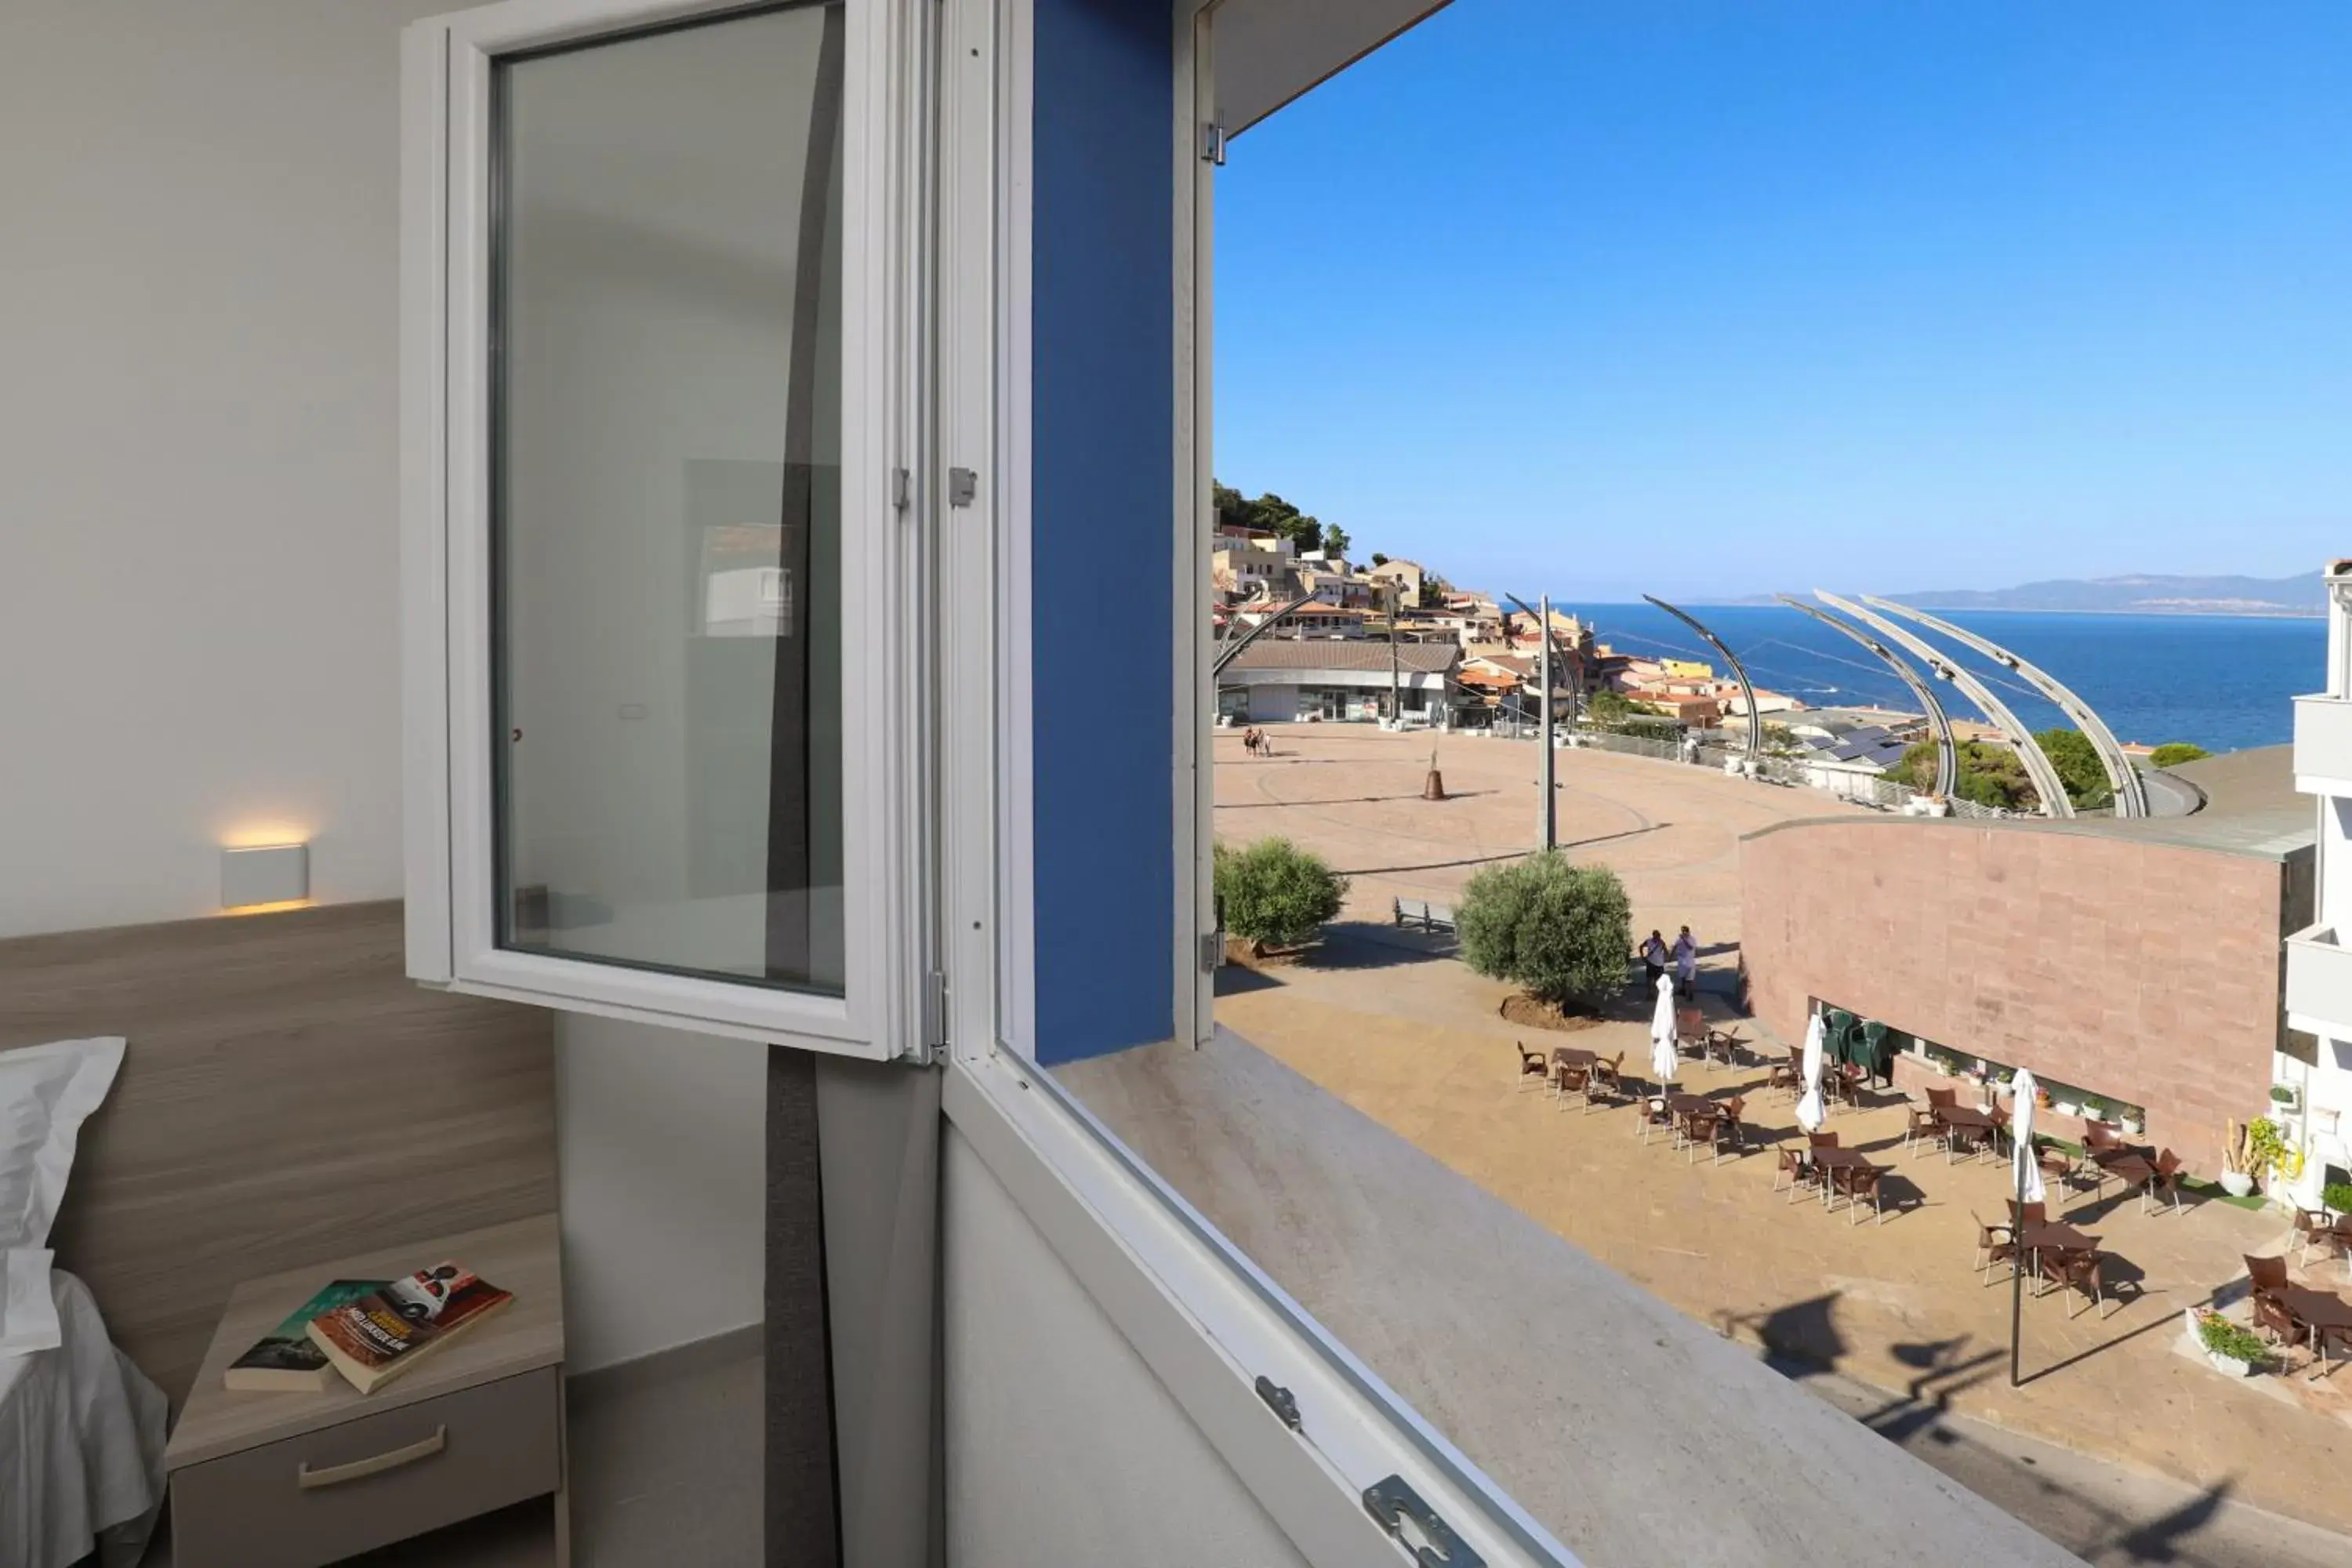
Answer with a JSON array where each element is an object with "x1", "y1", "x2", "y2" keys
[{"x1": 171, "y1": 1366, "x2": 561, "y2": 1568}]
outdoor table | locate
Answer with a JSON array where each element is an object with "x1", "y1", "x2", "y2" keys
[
  {"x1": 1550, "y1": 1046, "x2": 1599, "y2": 1073},
  {"x1": 2101, "y1": 1152, "x2": 2154, "y2": 1196},
  {"x1": 1940, "y1": 1105, "x2": 2001, "y2": 1160},
  {"x1": 2278, "y1": 1287, "x2": 2352, "y2": 1380},
  {"x1": 2018, "y1": 1221, "x2": 2098, "y2": 1281},
  {"x1": 1809, "y1": 1146, "x2": 1872, "y2": 1205}
]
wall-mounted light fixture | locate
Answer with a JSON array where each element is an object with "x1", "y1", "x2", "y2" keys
[{"x1": 221, "y1": 843, "x2": 309, "y2": 912}]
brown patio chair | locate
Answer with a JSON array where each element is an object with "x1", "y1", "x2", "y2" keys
[
  {"x1": 1515, "y1": 1042, "x2": 1548, "y2": 1094},
  {"x1": 1972, "y1": 1211, "x2": 2017, "y2": 1285},
  {"x1": 1553, "y1": 1062, "x2": 1591, "y2": 1112},
  {"x1": 1944, "y1": 1117, "x2": 1992, "y2": 1165},
  {"x1": 1638, "y1": 1094, "x2": 1675, "y2": 1145},
  {"x1": 1681, "y1": 1109, "x2": 1722, "y2": 1166},
  {"x1": 2143, "y1": 1149, "x2": 2186, "y2": 1216},
  {"x1": 2007, "y1": 1200, "x2": 2048, "y2": 1230},
  {"x1": 1903, "y1": 1100, "x2": 1944, "y2": 1159},
  {"x1": 2046, "y1": 1249, "x2": 2111, "y2": 1319},
  {"x1": 2037, "y1": 1139, "x2": 2080, "y2": 1196},
  {"x1": 1584, "y1": 1053, "x2": 1625, "y2": 1113},
  {"x1": 1837, "y1": 1163, "x2": 1891, "y2": 1226},
  {"x1": 1925, "y1": 1086, "x2": 1957, "y2": 1116},
  {"x1": 2245, "y1": 1254, "x2": 2291, "y2": 1304},
  {"x1": 1807, "y1": 1130, "x2": 1840, "y2": 1153},
  {"x1": 1766, "y1": 1055, "x2": 1800, "y2": 1100},
  {"x1": 1674, "y1": 1006, "x2": 1708, "y2": 1055},
  {"x1": 1715, "y1": 1096, "x2": 1748, "y2": 1159},
  {"x1": 2252, "y1": 1291, "x2": 2308, "y2": 1353},
  {"x1": 2294, "y1": 1209, "x2": 2340, "y2": 1266},
  {"x1": 1773, "y1": 1146, "x2": 1817, "y2": 1202}
]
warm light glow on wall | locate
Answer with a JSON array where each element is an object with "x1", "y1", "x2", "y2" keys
[
  {"x1": 220, "y1": 823, "x2": 315, "y2": 850},
  {"x1": 220, "y1": 842, "x2": 310, "y2": 912}
]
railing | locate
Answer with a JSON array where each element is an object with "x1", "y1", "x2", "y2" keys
[{"x1": 1570, "y1": 729, "x2": 2021, "y2": 820}]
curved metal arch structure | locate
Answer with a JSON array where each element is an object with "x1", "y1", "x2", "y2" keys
[
  {"x1": 1775, "y1": 596, "x2": 1958, "y2": 799},
  {"x1": 1816, "y1": 591, "x2": 2073, "y2": 818},
  {"x1": 1860, "y1": 596, "x2": 2149, "y2": 818},
  {"x1": 1642, "y1": 596, "x2": 1759, "y2": 769},
  {"x1": 1210, "y1": 590, "x2": 1322, "y2": 678}
]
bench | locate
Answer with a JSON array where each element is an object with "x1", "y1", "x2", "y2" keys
[{"x1": 1393, "y1": 897, "x2": 1456, "y2": 934}]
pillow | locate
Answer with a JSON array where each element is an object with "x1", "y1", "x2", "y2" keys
[{"x1": 0, "y1": 1036, "x2": 126, "y2": 1253}]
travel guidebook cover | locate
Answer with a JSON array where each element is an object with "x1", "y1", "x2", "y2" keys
[
  {"x1": 223, "y1": 1279, "x2": 388, "y2": 1392},
  {"x1": 305, "y1": 1262, "x2": 513, "y2": 1395}
]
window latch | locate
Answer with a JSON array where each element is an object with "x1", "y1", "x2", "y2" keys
[
  {"x1": 1363, "y1": 1475, "x2": 1483, "y2": 1568},
  {"x1": 1199, "y1": 931, "x2": 1223, "y2": 974},
  {"x1": 947, "y1": 467, "x2": 978, "y2": 508},
  {"x1": 1253, "y1": 1375, "x2": 1301, "y2": 1431}
]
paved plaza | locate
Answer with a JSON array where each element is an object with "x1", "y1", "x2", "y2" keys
[{"x1": 1187, "y1": 724, "x2": 2352, "y2": 1541}]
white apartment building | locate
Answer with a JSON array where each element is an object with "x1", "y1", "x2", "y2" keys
[{"x1": 2285, "y1": 561, "x2": 2352, "y2": 1208}]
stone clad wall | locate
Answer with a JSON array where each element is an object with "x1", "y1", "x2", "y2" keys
[{"x1": 1741, "y1": 818, "x2": 2286, "y2": 1175}]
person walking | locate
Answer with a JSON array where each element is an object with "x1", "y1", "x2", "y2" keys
[
  {"x1": 1672, "y1": 925, "x2": 1697, "y2": 996},
  {"x1": 1640, "y1": 929, "x2": 1668, "y2": 989}
]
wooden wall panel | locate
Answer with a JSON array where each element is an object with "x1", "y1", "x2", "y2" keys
[{"x1": 2, "y1": 900, "x2": 557, "y2": 1406}]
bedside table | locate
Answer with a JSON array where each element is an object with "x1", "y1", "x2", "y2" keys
[{"x1": 163, "y1": 1214, "x2": 568, "y2": 1568}]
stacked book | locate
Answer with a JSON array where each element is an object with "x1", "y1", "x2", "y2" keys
[{"x1": 224, "y1": 1263, "x2": 511, "y2": 1396}]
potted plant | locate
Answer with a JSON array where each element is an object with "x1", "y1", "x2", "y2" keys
[
  {"x1": 2120, "y1": 1108, "x2": 2145, "y2": 1138},
  {"x1": 2245, "y1": 1116, "x2": 2305, "y2": 1193},
  {"x1": 2078, "y1": 1098, "x2": 2107, "y2": 1126},
  {"x1": 2270, "y1": 1083, "x2": 2303, "y2": 1116},
  {"x1": 2187, "y1": 1310, "x2": 2268, "y2": 1377},
  {"x1": 2034, "y1": 1085, "x2": 2052, "y2": 1110},
  {"x1": 2325, "y1": 1181, "x2": 2352, "y2": 1221},
  {"x1": 2220, "y1": 1120, "x2": 2256, "y2": 1198}
]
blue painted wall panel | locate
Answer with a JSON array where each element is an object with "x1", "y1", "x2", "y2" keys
[{"x1": 1030, "y1": 0, "x2": 1176, "y2": 1065}]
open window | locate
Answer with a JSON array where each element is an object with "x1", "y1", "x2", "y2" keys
[{"x1": 401, "y1": 0, "x2": 920, "y2": 1056}]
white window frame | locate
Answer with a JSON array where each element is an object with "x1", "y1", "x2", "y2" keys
[{"x1": 400, "y1": 0, "x2": 920, "y2": 1058}]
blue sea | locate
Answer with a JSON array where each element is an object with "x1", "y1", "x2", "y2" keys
[{"x1": 1562, "y1": 603, "x2": 2325, "y2": 754}]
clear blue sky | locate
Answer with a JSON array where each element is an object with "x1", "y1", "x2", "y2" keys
[{"x1": 1214, "y1": 1, "x2": 2352, "y2": 602}]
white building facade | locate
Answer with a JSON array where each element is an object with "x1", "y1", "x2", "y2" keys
[{"x1": 2284, "y1": 559, "x2": 2352, "y2": 1209}]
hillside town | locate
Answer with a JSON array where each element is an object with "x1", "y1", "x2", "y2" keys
[{"x1": 1208, "y1": 506, "x2": 1973, "y2": 789}]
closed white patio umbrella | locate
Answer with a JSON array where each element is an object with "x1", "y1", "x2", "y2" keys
[
  {"x1": 1648, "y1": 973, "x2": 1679, "y2": 1089},
  {"x1": 1794, "y1": 1011, "x2": 1826, "y2": 1134},
  {"x1": 2009, "y1": 1067, "x2": 2045, "y2": 1206}
]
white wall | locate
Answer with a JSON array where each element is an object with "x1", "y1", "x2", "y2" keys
[
  {"x1": 0, "y1": 0, "x2": 766, "y2": 1371},
  {"x1": 557, "y1": 1014, "x2": 768, "y2": 1372},
  {"x1": 941, "y1": 1127, "x2": 1315, "y2": 1568},
  {"x1": 0, "y1": 0, "x2": 452, "y2": 938}
]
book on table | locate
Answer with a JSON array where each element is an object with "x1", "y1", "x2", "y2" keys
[
  {"x1": 303, "y1": 1262, "x2": 514, "y2": 1396},
  {"x1": 223, "y1": 1279, "x2": 388, "y2": 1392}
]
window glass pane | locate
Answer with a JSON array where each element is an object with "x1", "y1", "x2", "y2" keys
[{"x1": 493, "y1": 3, "x2": 845, "y2": 993}]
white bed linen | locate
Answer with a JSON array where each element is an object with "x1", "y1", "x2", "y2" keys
[{"x1": 0, "y1": 1269, "x2": 165, "y2": 1568}]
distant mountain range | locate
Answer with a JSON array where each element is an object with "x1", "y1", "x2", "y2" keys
[{"x1": 1730, "y1": 572, "x2": 2324, "y2": 617}]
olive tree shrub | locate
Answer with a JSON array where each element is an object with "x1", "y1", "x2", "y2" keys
[
  {"x1": 1214, "y1": 837, "x2": 1348, "y2": 953},
  {"x1": 1457, "y1": 851, "x2": 1632, "y2": 1009}
]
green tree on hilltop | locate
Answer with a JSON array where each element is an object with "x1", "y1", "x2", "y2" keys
[
  {"x1": 1893, "y1": 739, "x2": 2038, "y2": 811},
  {"x1": 2033, "y1": 727, "x2": 2114, "y2": 810},
  {"x1": 2150, "y1": 742, "x2": 2209, "y2": 768}
]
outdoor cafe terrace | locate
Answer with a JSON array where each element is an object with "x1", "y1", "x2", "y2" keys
[{"x1": 1073, "y1": 942, "x2": 2352, "y2": 1544}]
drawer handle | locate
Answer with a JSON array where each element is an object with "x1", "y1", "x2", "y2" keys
[{"x1": 296, "y1": 1425, "x2": 448, "y2": 1490}]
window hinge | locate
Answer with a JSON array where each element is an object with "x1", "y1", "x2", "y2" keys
[
  {"x1": 1199, "y1": 931, "x2": 1223, "y2": 974},
  {"x1": 922, "y1": 969, "x2": 949, "y2": 1050},
  {"x1": 947, "y1": 467, "x2": 978, "y2": 508},
  {"x1": 891, "y1": 466, "x2": 911, "y2": 511},
  {"x1": 1200, "y1": 122, "x2": 1227, "y2": 165},
  {"x1": 1252, "y1": 1375, "x2": 1300, "y2": 1432},
  {"x1": 1363, "y1": 1475, "x2": 1484, "y2": 1568}
]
